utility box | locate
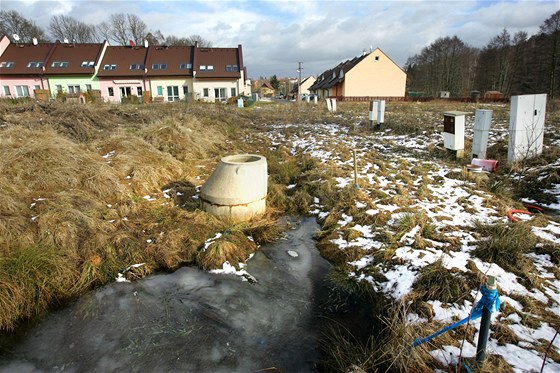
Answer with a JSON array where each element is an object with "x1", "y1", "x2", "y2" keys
[
  {"x1": 508, "y1": 94, "x2": 547, "y2": 163},
  {"x1": 369, "y1": 100, "x2": 385, "y2": 129},
  {"x1": 443, "y1": 111, "x2": 467, "y2": 154},
  {"x1": 472, "y1": 109, "x2": 493, "y2": 159},
  {"x1": 369, "y1": 100, "x2": 378, "y2": 121}
]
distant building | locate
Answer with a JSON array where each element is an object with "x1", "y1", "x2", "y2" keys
[
  {"x1": 0, "y1": 35, "x2": 250, "y2": 103},
  {"x1": 309, "y1": 48, "x2": 406, "y2": 100},
  {"x1": 259, "y1": 81, "x2": 275, "y2": 97},
  {"x1": 291, "y1": 76, "x2": 316, "y2": 97}
]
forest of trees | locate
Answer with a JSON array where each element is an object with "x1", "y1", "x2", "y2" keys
[
  {"x1": 406, "y1": 10, "x2": 560, "y2": 99},
  {"x1": 0, "y1": 10, "x2": 212, "y2": 47}
]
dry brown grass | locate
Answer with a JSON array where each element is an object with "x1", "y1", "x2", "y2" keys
[{"x1": 0, "y1": 100, "x2": 294, "y2": 331}]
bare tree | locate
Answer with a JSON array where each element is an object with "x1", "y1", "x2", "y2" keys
[
  {"x1": 127, "y1": 14, "x2": 147, "y2": 45},
  {"x1": 110, "y1": 13, "x2": 129, "y2": 45},
  {"x1": 0, "y1": 10, "x2": 47, "y2": 43},
  {"x1": 97, "y1": 21, "x2": 112, "y2": 43},
  {"x1": 539, "y1": 10, "x2": 560, "y2": 98},
  {"x1": 405, "y1": 36, "x2": 477, "y2": 97},
  {"x1": 145, "y1": 30, "x2": 165, "y2": 46},
  {"x1": 185, "y1": 34, "x2": 212, "y2": 47},
  {"x1": 49, "y1": 15, "x2": 96, "y2": 43}
]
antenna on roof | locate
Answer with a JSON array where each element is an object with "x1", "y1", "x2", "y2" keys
[
  {"x1": 33, "y1": 38, "x2": 38, "y2": 45},
  {"x1": 362, "y1": 48, "x2": 367, "y2": 56}
]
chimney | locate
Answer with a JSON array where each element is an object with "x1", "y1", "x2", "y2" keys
[
  {"x1": 144, "y1": 40, "x2": 148, "y2": 48},
  {"x1": 33, "y1": 38, "x2": 38, "y2": 45}
]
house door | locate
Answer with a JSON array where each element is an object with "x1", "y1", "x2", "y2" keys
[{"x1": 119, "y1": 86, "x2": 131, "y2": 100}]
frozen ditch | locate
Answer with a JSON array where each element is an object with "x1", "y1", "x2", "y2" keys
[{"x1": 0, "y1": 217, "x2": 377, "y2": 372}]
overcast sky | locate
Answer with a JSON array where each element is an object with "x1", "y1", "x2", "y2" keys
[{"x1": 2, "y1": 0, "x2": 558, "y2": 79}]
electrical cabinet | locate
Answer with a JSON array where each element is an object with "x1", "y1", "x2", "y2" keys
[
  {"x1": 443, "y1": 111, "x2": 467, "y2": 151},
  {"x1": 508, "y1": 94, "x2": 547, "y2": 163}
]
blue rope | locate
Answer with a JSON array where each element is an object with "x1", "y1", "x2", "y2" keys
[{"x1": 412, "y1": 285, "x2": 500, "y2": 348}]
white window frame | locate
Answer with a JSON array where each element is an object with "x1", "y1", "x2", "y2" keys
[
  {"x1": 203, "y1": 88, "x2": 209, "y2": 98},
  {"x1": 231, "y1": 88, "x2": 237, "y2": 97},
  {"x1": 214, "y1": 87, "x2": 226, "y2": 101},
  {"x1": 15, "y1": 85, "x2": 30, "y2": 97},
  {"x1": 3, "y1": 85, "x2": 11, "y2": 96},
  {"x1": 167, "y1": 86, "x2": 179, "y2": 102},
  {"x1": 108, "y1": 87, "x2": 114, "y2": 97},
  {"x1": 68, "y1": 85, "x2": 80, "y2": 94}
]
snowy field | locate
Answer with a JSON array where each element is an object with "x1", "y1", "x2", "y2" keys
[{"x1": 261, "y1": 112, "x2": 560, "y2": 372}]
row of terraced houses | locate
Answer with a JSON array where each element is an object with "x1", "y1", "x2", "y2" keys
[{"x1": 0, "y1": 35, "x2": 250, "y2": 103}]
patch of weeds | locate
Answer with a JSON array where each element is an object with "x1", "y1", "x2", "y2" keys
[
  {"x1": 491, "y1": 322, "x2": 520, "y2": 346},
  {"x1": 473, "y1": 221, "x2": 538, "y2": 275},
  {"x1": 196, "y1": 230, "x2": 256, "y2": 270},
  {"x1": 413, "y1": 259, "x2": 471, "y2": 303}
]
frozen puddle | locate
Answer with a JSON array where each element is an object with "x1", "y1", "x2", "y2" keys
[{"x1": 0, "y1": 218, "x2": 333, "y2": 372}]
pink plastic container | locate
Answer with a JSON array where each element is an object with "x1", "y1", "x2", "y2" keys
[{"x1": 471, "y1": 158, "x2": 499, "y2": 172}]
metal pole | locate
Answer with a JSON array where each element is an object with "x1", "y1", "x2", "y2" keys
[
  {"x1": 353, "y1": 149, "x2": 358, "y2": 188},
  {"x1": 297, "y1": 62, "x2": 302, "y2": 102},
  {"x1": 476, "y1": 275, "x2": 496, "y2": 363}
]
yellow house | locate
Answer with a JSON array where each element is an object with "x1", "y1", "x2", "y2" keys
[
  {"x1": 259, "y1": 81, "x2": 275, "y2": 97},
  {"x1": 291, "y1": 76, "x2": 316, "y2": 97},
  {"x1": 309, "y1": 48, "x2": 406, "y2": 99}
]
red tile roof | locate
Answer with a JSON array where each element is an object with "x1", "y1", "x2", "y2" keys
[
  {"x1": 0, "y1": 42, "x2": 53, "y2": 75},
  {"x1": 96, "y1": 45, "x2": 148, "y2": 78},
  {"x1": 194, "y1": 46, "x2": 243, "y2": 79},
  {"x1": 43, "y1": 41, "x2": 105, "y2": 75},
  {"x1": 145, "y1": 45, "x2": 194, "y2": 77}
]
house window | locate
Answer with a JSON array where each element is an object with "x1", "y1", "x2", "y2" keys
[
  {"x1": 3, "y1": 86, "x2": 10, "y2": 96},
  {"x1": 179, "y1": 63, "x2": 192, "y2": 69},
  {"x1": 137, "y1": 87, "x2": 143, "y2": 96},
  {"x1": 207, "y1": 65, "x2": 214, "y2": 71},
  {"x1": 15, "y1": 85, "x2": 30, "y2": 97},
  {"x1": 55, "y1": 85, "x2": 63, "y2": 92},
  {"x1": 27, "y1": 61, "x2": 43, "y2": 68},
  {"x1": 157, "y1": 86, "x2": 163, "y2": 96},
  {"x1": 108, "y1": 87, "x2": 114, "y2": 97},
  {"x1": 51, "y1": 61, "x2": 69, "y2": 68},
  {"x1": 231, "y1": 88, "x2": 236, "y2": 97},
  {"x1": 182, "y1": 86, "x2": 189, "y2": 96},
  {"x1": 214, "y1": 88, "x2": 226, "y2": 101},
  {"x1": 375, "y1": 56, "x2": 380, "y2": 61},
  {"x1": 103, "y1": 64, "x2": 117, "y2": 70},
  {"x1": 225, "y1": 65, "x2": 239, "y2": 72},
  {"x1": 152, "y1": 63, "x2": 167, "y2": 70},
  {"x1": 86, "y1": 84, "x2": 92, "y2": 92},
  {"x1": 81, "y1": 61, "x2": 94, "y2": 67},
  {"x1": 68, "y1": 85, "x2": 80, "y2": 94},
  {"x1": 0, "y1": 61, "x2": 14, "y2": 68},
  {"x1": 34, "y1": 85, "x2": 40, "y2": 91},
  {"x1": 203, "y1": 88, "x2": 209, "y2": 97},
  {"x1": 130, "y1": 64, "x2": 144, "y2": 70},
  {"x1": 167, "y1": 86, "x2": 179, "y2": 101},
  {"x1": 200, "y1": 65, "x2": 207, "y2": 71}
]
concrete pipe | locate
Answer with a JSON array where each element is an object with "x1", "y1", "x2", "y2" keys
[{"x1": 201, "y1": 154, "x2": 268, "y2": 221}]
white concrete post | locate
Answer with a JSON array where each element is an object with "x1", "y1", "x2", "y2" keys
[
  {"x1": 377, "y1": 100, "x2": 385, "y2": 124},
  {"x1": 472, "y1": 109, "x2": 492, "y2": 159}
]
